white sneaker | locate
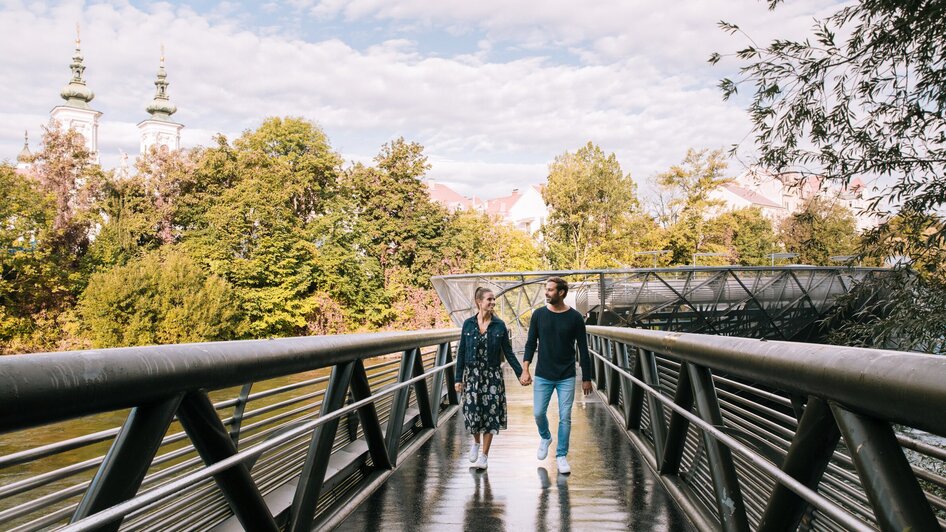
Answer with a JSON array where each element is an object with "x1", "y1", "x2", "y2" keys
[
  {"x1": 537, "y1": 438, "x2": 552, "y2": 460},
  {"x1": 468, "y1": 443, "x2": 480, "y2": 463},
  {"x1": 557, "y1": 456, "x2": 571, "y2": 474},
  {"x1": 474, "y1": 454, "x2": 488, "y2": 470}
]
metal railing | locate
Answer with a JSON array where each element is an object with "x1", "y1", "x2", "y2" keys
[
  {"x1": 433, "y1": 267, "x2": 891, "y2": 350},
  {"x1": 0, "y1": 329, "x2": 460, "y2": 531},
  {"x1": 587, "y1": 326, "x2": 946, "y2": 532}
]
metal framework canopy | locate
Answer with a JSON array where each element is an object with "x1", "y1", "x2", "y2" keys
[{"x1": 432, "y1": 266, "x2": 889, "y2": 347}]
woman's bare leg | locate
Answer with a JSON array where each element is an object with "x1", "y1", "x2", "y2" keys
[{"x1": 482, "y1": 433, "x2": 494, "y2": 455}]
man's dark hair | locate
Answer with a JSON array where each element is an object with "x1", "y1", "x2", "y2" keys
[{"x1": 547, "y1": 277, "x2": 568, "y2": 297}]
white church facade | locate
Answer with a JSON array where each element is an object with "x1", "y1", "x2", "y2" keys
[{"x1": 19, "y1": 34, "x2": 183, "y2": 169}]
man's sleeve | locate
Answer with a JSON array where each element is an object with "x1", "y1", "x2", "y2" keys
[
  {"x1": 523, "y1": 310, "x2": 540, "y2": 363},
  {"x1": 575, "y1": 315, "x2": 593, "y2": 381}
]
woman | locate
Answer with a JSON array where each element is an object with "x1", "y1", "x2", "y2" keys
[{"x1": 454, "y1": 286, "x2": 524, "y2": 470}]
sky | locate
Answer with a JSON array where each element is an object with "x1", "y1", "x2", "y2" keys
[{"x1": 0, "y1": 0, "x2": 845, "y2": 199}]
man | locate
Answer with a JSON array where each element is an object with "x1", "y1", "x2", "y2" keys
[{"x1": 520, "y1": 277, "x2": 593, "y2": 474}]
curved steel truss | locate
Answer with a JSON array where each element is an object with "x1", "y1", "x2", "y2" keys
[{"x1": 432, "y1": 267, "x2": 889, "y2": 346}]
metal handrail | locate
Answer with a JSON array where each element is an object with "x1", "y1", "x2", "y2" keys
[
  {"x1": 0, "y1": 329, "x2": 461, "y2": 531},
  {"x1": 587, "y1": 326, "x2": 946, "y2": 531},
  {"x1": 0, "y1": 329, "x2": 457, "y2": 433},
  {"x1": 588, "y1": 326, "x2": 946, "y2": 436}
]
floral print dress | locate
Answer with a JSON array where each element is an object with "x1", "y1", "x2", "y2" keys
[{"x1": 462, "y1": 331, "x2": 507, "y2": 434}]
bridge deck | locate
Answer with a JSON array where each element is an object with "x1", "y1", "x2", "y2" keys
[{"x1": 340, "y1": 368, "x2": 693, "y2": 531}]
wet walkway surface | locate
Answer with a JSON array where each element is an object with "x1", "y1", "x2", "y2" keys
[{"x1": 338, "y1": 368, "x2": 694, "y2": 531}]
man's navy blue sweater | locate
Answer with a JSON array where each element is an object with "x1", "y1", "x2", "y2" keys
[{"x1": 523, "y1": 306, "x2": 593, "y2": 381}]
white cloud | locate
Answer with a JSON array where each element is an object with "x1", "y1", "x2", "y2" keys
[{"x1": 0, "y1": 1, "x2": 840, "y2": 197}]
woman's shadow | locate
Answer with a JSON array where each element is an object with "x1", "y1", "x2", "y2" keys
[{"x1": 463, "y1": 469, "x2": 505, "y2": 530}]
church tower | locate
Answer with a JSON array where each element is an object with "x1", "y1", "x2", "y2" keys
[
  {"x1": 137, "y1": 48, "x2": 183, "y2": 155},
  {"x1": 16, "y1": 131, "x2": 32, "y2": 171},
  {"x1": 49, "y1": 27, "x2": 102, "y2": 163}
]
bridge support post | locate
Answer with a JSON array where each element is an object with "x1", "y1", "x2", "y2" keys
[
  {"x1": 289, "y1": 360, "x2": 357, "y2": 532},
  {"x1": 177, "y1": 390, "x2": 279, "y2": 532},
  {"x1": 385, "y1": 348, "x2": 419, "y2": 466},
  {"x1": 659, "y1": 363, "x2": 694, "y2": 475},
  {"x1": 443, "y1": 342, "x2": 459, "y2": 406},
  {"x1": 638, "y1": 348, "x2": 668, "y2": 464},
  {"x1": 71, "y1": 394, "x2": 184, "y2": 530},
  {"x1": 428, "y1": 342, "x2": 450, "y2": 426},
  {"x1": 228, "y1": 383, "x2": 253, "y2": 448},
  {"x1": 830, "y1": 403, "x2": 940, "y2": 532},
  {"x1": 412, "y1": 349, "x2": 435, "y2": 429},
  {"x1": 626, "y1": 347, "x2": 645, "y2": 430},
  {"x1": 687, "y1": 364, "x2": 749, "y2": 532},
  {"x1": 349, "y1": 359, "x2": 392, "y2": 471},
  {"x1": 606, "y1": 339, "x2": 621, "y2": 406},
  {"x1": 758, "y1": 396, "x2": 840, "y2": 532}
]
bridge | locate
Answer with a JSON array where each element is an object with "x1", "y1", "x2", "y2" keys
[{"x1": 0, "y1": 267, "x2": 944, "y2": 531}]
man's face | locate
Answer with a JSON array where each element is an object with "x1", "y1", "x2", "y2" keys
[{"x1": 545, "y1": 281, "x2": 563, "y2": 305}]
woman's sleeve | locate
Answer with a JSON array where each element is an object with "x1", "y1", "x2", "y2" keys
[{"x1": 501, "y1": 325, "x2": 522, "y2": 378}]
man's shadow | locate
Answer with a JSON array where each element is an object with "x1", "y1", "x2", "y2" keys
[{"x1": 536, "y1": 466, "x2": 571, "y2": 531}]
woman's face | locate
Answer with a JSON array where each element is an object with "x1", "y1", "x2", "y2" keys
[{"x1": 478, "y1": 292, "x2": 496, "y2": 312}]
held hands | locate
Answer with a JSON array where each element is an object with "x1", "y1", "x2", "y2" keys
[
  {"x1": 455, "y1": 383, "x2": 464, "y2": 393},
  {"x1": 519, "y1": 370, "x2": 532, "y2": 386}
]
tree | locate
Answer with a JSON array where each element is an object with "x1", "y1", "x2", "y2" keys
[
  {"x1": 344, "y1": 138, "x2": 452, "y2": 288},
  {"x1": 84, "y1": 175, "x2": 162, "y2": 270},
  {"x1": 708, "y1": 207, "x2": 778, "y2": 266},
  {"x1": 655, "y1": 148, "x2": 732, "y2": 264},
  {"x1": 715, "y1": 1, "x2": 946, "y2": 347},
  {"x1": 779, "y1": 197, "x2": 858, "y2": 265},
  {"x1": 446, "y1": 210, "x2": 544, "y2": 273},
  {"x1": 79, "y1": 249, "x2": 242, "y2": 347},
  {"x1": 542, "y1": 142, "x2": 640, "y2": 269}
]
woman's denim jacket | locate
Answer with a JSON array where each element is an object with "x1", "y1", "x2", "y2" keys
[{"x1": 454, "y1": 315, "x2": 523, "y2": 383}]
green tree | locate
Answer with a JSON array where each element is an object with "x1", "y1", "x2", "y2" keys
[
  {"x1": 84, "y1": 175, "x2": 162, "y2": 270},
  {"x1": 779, "y1": 198, "x2": 858, "y2": 265},
  {"x1": 656, "y1": 148, "x2": 732, "y2": 264},
  {"x1": 542, "y1": 142, "x2": 640, "y2": 269},
  {"x1": 716, "y1": 0, "x2": 946, "y2": 348},
  {"x1": 344, "y1": 138, "x2": 452, "y2": 287},
  {"x1": 446, "y1": 210, "x2": 544, "y2": 273},
  {"x1": 79, "y1": 249, "x2": 242, "y2": 347},
  {"x1": 708, "y1": 207, "x2": 778, "y2": 266}
]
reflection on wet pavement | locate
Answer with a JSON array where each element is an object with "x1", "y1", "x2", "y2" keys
[{"x1": 339, "y1": 367, "x2": 694, "y2": 531}]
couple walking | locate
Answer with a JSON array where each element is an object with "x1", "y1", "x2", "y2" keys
[{"x1": 453, "y1": 277, "x2": 593, "y2": 474}]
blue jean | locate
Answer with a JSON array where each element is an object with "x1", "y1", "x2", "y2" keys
[{"x1": 533, "y1": 375, "x2": 576, "y2": 458}]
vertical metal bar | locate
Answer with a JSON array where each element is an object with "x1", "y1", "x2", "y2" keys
[
  {"x1": 607, "y1": 339, "x2": 621, "y2": 406},
  {"x1": 288, "y1": 361, "x2": 356, "y2": 532},
  {"x1": 759, "y1": 397, "x2": 840, "y2": 532},
  {"x1": 444, "y1": 342, "x2": 459, "y2": 406},
  {"x1": 177, "y1": 390, "x2": 278, "y2": 532},
  {"x1": 619, "y1": 343, "x2": 635, "y2": 430},
  {"x1": 428, "y1": 343, "x2": 448, "y2": 426},
  {"x1": 830, "y1": 403, "x2": 940, "y2": 532},
  {"x1": 638, "y1": 348, "x2": 668, "y2": 464},
  {"x1": 597, "y1": 337, "x2": 609, "y2": 392},
  {"x1": 71, "y1": 394, "x2": 184, "y2": 530},
  {"x1": 349, "y1": 359, "x2": 392, "y2": 470},
  {"x1": 412, "y1": 350, "x2": 435, "y2": 429},
  {"x1": 687, "y1": 363, "x2": 749, "y2": 532},
  {"x1": 229, "y1": 382, "x2": 253, "y2": 448},
  {"x1": 597, "y1": 272, "x2": 607, "y2": 325},
  {"x1": 659, "y1": 364, "x2": 693, "y2": 475},
  {"x1": 385, "y1": 348, "x2": 418, "y2": 466},
  {"x1": 627, "y1": 353, "x2": 645, "y2": 430}
]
